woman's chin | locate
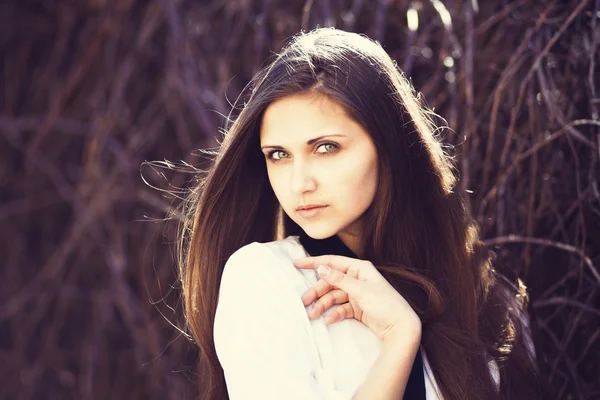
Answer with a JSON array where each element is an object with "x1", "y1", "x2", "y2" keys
[{"x1": 299, "y1": 225, "x2": 339, "y2": 240}]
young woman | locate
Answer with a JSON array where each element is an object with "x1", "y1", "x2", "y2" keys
[{"x1": 177, "y1": 27, "x2": 551, "y2": 399}]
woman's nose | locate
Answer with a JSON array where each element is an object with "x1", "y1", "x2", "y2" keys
[{"x1": 290, "y1": 164, "x2": 317, "y2": 194}]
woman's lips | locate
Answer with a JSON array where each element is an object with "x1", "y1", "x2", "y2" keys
[{"x1": 297, "y1": 205, "x2": 328, "y2": 218}]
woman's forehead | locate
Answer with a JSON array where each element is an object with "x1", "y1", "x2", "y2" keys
[{"x1": 259, "y1": 93, "x2": 356, "y2": 144}]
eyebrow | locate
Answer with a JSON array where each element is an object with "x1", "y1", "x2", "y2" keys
[{"x1": 260, "y1": 134, "x2": 347, "y2": 151}]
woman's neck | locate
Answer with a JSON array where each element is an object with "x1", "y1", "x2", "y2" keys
[{"x1": 337, "y1": 230, "x2": 363, "y2": 259}]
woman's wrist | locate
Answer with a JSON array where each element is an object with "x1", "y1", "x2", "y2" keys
[
  {"x1": 382, "y1": 316, "x2": 422, "y2": 348},
  {"x1": 381, "y1": 328, "x2": 421, "y2": 364},
  {"x1": 352, "y1": 324, "x2": 422, "y2": 400}
]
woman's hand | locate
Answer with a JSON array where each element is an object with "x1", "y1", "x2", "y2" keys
[{"x1": 293, "y1": 255, "x2": 421, "y2": 343}]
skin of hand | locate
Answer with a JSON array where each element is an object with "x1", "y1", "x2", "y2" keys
[{"x1": 293, "y1": 255, "x2": 422, "y2": 343}]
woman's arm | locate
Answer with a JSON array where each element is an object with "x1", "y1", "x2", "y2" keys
[
  {"x1": 216, "y1": 243, "x2": 424, "y2": 399},
  {"x1": 214, "y1": 243, "x2": 360, "y2": 399},
  {"x1": 352, "y1": 327, "x2": 422, "y2": 400}
]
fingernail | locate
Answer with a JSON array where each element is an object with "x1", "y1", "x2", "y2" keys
[{"x1": 317, "y1": 265, "x2": 330, "y2": 278}]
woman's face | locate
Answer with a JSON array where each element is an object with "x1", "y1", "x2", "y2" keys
[{"x1": 259, "y1": 92, "x2": 379, "y2": 254}]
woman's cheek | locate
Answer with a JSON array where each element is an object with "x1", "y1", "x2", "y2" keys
[{"x1": 269, "y1": 170, "x2": 294, "y2": 209}]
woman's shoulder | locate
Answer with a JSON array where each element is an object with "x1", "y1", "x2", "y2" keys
[
  {"x1": 225, "y1": 235, "x2": 304, "y2": 268},
  {"x1": 213, "y1": 236, "x2": 316, "y2": 372},
  {"x1": 221, "y1": 235, "x2": 305, "y2": 283}
]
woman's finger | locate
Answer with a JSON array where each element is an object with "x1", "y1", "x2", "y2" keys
[
  {"x1": 302, "y1": 277, "x2": 344, "y2": 305},
  {"x1": 294, "y1": 255, "x2": 375, "y2": 280},
  {"x1": 308, "y1": 289, "x2": 349, "y2": 319},
  {"x1": 301, "y1": 279, "x2": 330, "y2": 305},
  {"x1": 316, "y1": 264, "x2": 360, "y2": 298},
  {"x1": 324, "y1": 302, "x2": 355, "y2": 324},
  {"x1": 301, "y1": 262, "x2": 359, "y2": 306},
  {"x1": 294, "y1": 255, "x2": 354, "y2": 273}
]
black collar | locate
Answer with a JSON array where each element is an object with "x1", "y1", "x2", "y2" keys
[{"x1": 298, "y1": 231, "x2": 356, "y2": 258}]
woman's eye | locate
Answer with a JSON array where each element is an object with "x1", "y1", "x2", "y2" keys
[
  {"x1": 266, "y1": 143, "x2": 339, "y2": 162},
  {"x1": 316, "y1": 143, "x2": 339, "y2": 154},
  {"x1": 268, "y1": 150, "x2": 288, "y2": 160}
]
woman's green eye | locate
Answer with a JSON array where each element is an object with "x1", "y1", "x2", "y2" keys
[
  {"x1": 267, "y1": 143, "x2": 339, "y2": 162},
  {"x1": 317, "y1": 143, "x2": 339, "y2": 153},
  {"x1": 268, "y1": 150, "x2": 288, "y2": 160},
  {"x1": 319, "y1": 144, "x2": 332, "y2": 152}
]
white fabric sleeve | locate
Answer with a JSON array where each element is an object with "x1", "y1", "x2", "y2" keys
[{"x1": 213, "y1": 243, "x2": 356, "y2": 400}]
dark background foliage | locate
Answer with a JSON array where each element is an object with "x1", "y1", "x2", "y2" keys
[{"x1": 1, "y1": 0, "x2": 598, "y2": 399}]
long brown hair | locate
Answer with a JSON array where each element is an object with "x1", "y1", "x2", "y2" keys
[{"x1": 177, "y1": 27, "x2": 552, "y2": 400}]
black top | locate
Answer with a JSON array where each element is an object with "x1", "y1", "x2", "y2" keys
[{"x1": 299, "y1": 232, "x2": 426, "y2": 400}]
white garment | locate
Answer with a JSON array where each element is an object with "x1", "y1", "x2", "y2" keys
[{"x1": 213, "y1": 235, "x2": 500, "y2": 399}]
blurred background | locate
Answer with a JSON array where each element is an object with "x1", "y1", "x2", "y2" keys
[{"x1": 1, "y1": 0, "x2": 599, "y2": 399}]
